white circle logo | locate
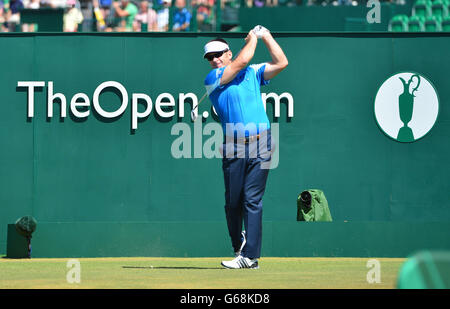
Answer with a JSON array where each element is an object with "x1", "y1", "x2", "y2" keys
[{"x1": 374, "y1": 72, "x2": 439, "y2": 142}]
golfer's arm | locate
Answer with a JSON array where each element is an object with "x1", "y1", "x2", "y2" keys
[
  {"x1": 262, "y1": 33, "x2": 288, "y2": 80},
  {"x1": 220, "y1": 38, "x2": 258, "y2": 85}
]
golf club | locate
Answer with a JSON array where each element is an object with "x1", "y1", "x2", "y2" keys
[{"x1": 191, "y1": 91, "x2": 208, "y2": 121}]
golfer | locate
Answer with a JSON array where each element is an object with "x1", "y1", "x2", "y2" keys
[{"x1": 203, "y1": 26, "x2": 288, "y2": 269}]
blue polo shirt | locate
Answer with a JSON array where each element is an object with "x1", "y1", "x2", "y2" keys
[{"x1": 204, "y1": 63, "x2": 270, "y2": 137}]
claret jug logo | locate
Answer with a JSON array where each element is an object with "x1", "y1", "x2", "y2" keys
[{"x1": 374, "y1": 72, "x2": 439, "y2": 142}]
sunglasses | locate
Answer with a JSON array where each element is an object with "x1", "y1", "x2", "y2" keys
[{"x1": 205, "y1": 49, "x2": 229, "y2": 61}]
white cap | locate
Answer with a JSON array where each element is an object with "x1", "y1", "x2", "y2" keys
[{"x1": 203, "y1": 41, "x2": 230, "y2": 58}]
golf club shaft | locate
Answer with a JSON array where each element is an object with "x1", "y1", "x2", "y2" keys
[{"x1": 193, "y1": 92, "x2": 208, "y2": 111}]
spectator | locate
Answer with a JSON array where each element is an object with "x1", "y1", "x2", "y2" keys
[
  {"x1": 39, "y1": 0, "x2": 52, "y2": 7},
  {"x1": 99, "y1": 0, "x2": 112, "y2": 8},
  {"x1": 112, "y1": 0, "x2": 138, "y2": 32},
  {"x1": 27, "y1": 0, "x2": 40, "y2": 8},
  {"x1": 93, "y1": 0, "x2": 107, "y2": 31},
  {"x1": 0, "y1": 1, "x2": 5, "y2": 32},
  {"x1": 253, "y1": 0, "x2": 265, "y2": 7},
  {"x1": 50, "y1": 0, "x2": 67, "y2": 8},
  {"x1": 99, "y1": 0, "x2": 112, "y2": 11},
  {"x1": 63, "y1": 0, "x2": 83, "y2": 32},
  {"x1": 133, "y1": 0, "x2": 158, "y2": 31},
  {"x1": 172, "y1": 0, "x2": 191, "y2": 31},
  {"x1": 0, "y1": 1, "x2": 4, "y2": 19},
  {"x1": 265, "y1": 0, "x2": 278, "y2": 6},
  {"x1": 192, "y1": 0, "x2": 214, "y2": 31},
  {"x1": 21, "y1": 0, "x2": 38, "y2": 8},
  {"x1": 98, "y1": 0, "x2": 112, "y2": 29},
  {"x1": 336, "y1": 0, "x2": 353, "y2": 5},
  {"x1": 156, "y1": 0, "x2": 170, "y2": 31},
  {"x1": 5, "y1": 0, "x2": 24, "y2": 32}
]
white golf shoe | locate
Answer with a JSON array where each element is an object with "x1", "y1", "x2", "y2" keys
[{"x1": 221, "y1": 255, "x2": 259, "y2": 269}]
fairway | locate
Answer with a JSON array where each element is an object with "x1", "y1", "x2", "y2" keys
[{"x1": 0, "y1": 257, "x2": 405, "y2": 289}]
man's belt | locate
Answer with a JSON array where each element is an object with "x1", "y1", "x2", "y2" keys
[{"x1": 239, "y1": 134, "x2": 260, "y2": 144}]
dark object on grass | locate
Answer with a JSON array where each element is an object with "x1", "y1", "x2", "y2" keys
[{"x1": 15, "y1": 216, "x2": 37, "y2": 258}]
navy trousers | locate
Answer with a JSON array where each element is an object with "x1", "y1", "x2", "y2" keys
[{"x1": 221, "y1": 130, "x2": 272, "y2": 259}]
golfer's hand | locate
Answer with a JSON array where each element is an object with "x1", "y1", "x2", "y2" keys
[
  {"x1": 252, "y1": 25, "x2": 270, "y2": 39},
  {"x1": 245, "y1": 30, "x2": 257, "y2": 44},
  {"x1": 261, "y1": 28, "x2": 272, "y2": 41}
]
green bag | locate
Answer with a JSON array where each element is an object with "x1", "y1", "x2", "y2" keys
[{"x1": 297, "y1": 189, "x2": 332, "y2": 222}]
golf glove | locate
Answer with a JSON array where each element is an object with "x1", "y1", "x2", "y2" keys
[{"x1": 252, "y1": 25, "x2": 269, "y2": 39}]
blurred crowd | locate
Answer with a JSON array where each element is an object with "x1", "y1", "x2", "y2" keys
[
  {"x1": 0, "y1": 0, "x2": 407, "y2": 32},
  {"x1": 0, "y1": 0, "x2": 213, "y2": 32}
]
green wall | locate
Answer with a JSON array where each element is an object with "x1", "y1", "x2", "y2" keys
[{"x1": 1, "y1": 32, "x2": 449, "y2": 258}]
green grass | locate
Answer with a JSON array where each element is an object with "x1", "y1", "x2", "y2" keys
[{"x1": 0, "y1": 257, "x2": 405, "y2": 289}]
